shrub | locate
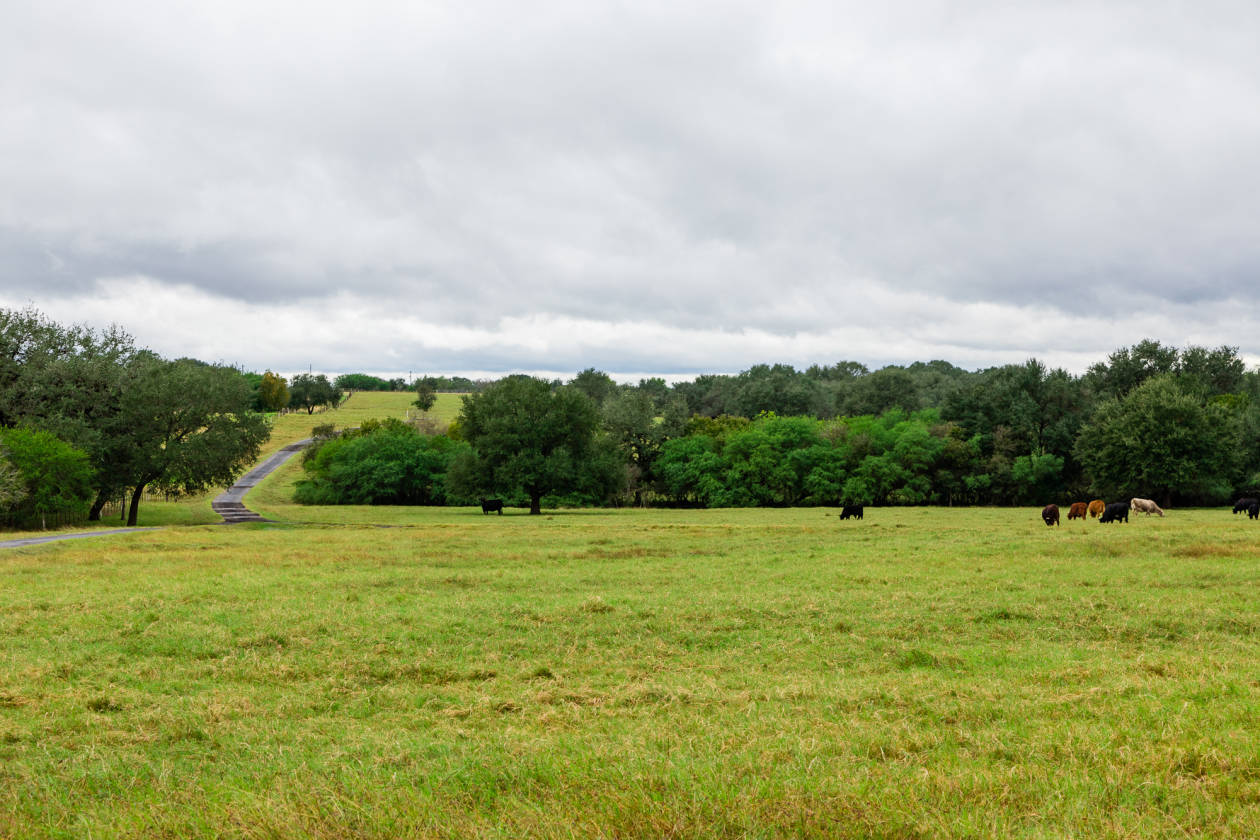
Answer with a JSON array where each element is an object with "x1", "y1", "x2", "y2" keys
[
  {"x1": 0, "y1": 427, "x2": 94, "y2": 528},
  {"x1": 294, "y1": 419, "x2": 471, "y2": 505}
]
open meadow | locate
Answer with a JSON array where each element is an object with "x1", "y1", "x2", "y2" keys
[{"x1": 3, "y1": 499, "x2": 1259, "y2": 838}]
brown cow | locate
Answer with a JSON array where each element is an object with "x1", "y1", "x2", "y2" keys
[
  {"x1": 1087, "y1": 499, "x2": 1106, "y2": 518},
  {"x1": 1067, "y1": 502, "x2": 1087, "y2": 520},
  {"x1": 1131, "y1": 497, "x2": 1164, "y2": 517},
  {"x1": 1041, "y1": 504, "x2": 1060, "y2": 526}
]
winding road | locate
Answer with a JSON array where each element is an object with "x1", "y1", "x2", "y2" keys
[{"x1": 0, "y1": 438, "x2": 312, "y2": 549}]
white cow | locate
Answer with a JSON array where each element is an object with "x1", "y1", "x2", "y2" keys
[{"x1": 1130, "y1": 497, "x2": 1164, "y2": 517}]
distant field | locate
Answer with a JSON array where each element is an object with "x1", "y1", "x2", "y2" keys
[
  {"x1": 2, "y1": 506, "x2": 1259, "y2": 837},
  {"x1": 266, "y1": 390, "x2": 463, "y2": 449}
]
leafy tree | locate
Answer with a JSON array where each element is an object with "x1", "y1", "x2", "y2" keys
[
  {"x1": 657, "y1": 435, "x2": 726, "y2": 506},
  {"x1": 1010, "y1": 452, "x2": 1065, "y2": 505},
  {"x1": 416, "y1": 375, "x2": 480, "y2": 393},
  {"x1": 840, "y1": 366, "x2": 920, "y2": 417},
  {"x1": 289, "y1": 373, "x2": 343, "y2": 414},
  {"x1": 1175, "y1": 345, "x2": 1246, "y2": 398},
  {"x1": 636, "y1": 376, "x2": 670, "y2": 406},
  {"x1": 450, "y1": 375, "x2": 613, "y2": 514},
  {"x1": 414, "y1": 382, "x2": 437, "y2": 412},
  {"x1": 674, "y1": 374, "x2": 739, "y2": 418},
  {"x1": 1075, "y1": 373, "x2": 1241, "y2": 505},
  {"x1": 0, "y1": 427, "x2": 94, "y2": 528},
  {"x1": 295, "y1": 419, "x2": 469, "y2": 505},
  {"x1": 0, "y1": 452, "x2": 24, "y2": 512},
  {"x1": 258, "y1": 371, "x2": 290, "y2": 411},
  {"x1": 110, "y1": 356, "x2": 271, "y2": 525},
  {"x1": 570, "y1": 368, "x2": 619, "y2": 405},
  {"x1": 334, "y1": 373, "x2": 392, "y2": 391},
  {"x1": 731, "y1": 364, "x2": 830, "y2": 418},
  {"x1": 1083, "y1": 339, "x2": 1179, "y2": 399},
  {"x1": 602, "y1": 390, "x2": 667, "y2": 504},
  {"x1": 0, "y1": 307, "x2": 140, "y2": 519}
]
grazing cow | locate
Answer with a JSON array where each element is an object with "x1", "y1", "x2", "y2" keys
[
  {"x1": 1249, "y1": 501, "x2": 1259, "y2": 521},
  {"x1": 1233, "y1": 498, "x2": 1259, "y2": 515},
  {"x1": 1099, "y1": 502, "x2": 1129, "y2": 524},
  {"x1": 1087, "y1": 499, "x2": 1106, "y2": 518},
  {"x1": 1067, "y1": 502, "x2": 1087, "y2": 520},
  {"x1": 1130, "y1": 497, "x2": 1164, "y2": 517},
  {"x1": 480, "y1": 498, "x2": 504, "y2": 515},
  {"x1": 1041, "y1": 504, "x2": 1059, "y2": 526},
  {"x1": 839, "y1": 504, "x2": 864, "y2": 520}
]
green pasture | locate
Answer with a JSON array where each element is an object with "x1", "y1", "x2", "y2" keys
[{"x1": 2, "y1": 503, "x2": 1259, "y2": 838}]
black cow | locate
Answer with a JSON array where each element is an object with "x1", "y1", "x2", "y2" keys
[
  {"x1": 1233, "y1": 497, "x2": 1259, "y2": 514},
  {"x1": 1099, "y1": 502, "x2": 1129, "y2": 524},
  {"x1": 1041, "y1": 504, "x2": 1060, "y2": 526},
  {"x1": 839, "y1": 504, "x2": 863, "y2": 520},
  {"x1": 480, "y1": 498, "x2": 504, "y2": 515},
  {"x1": 1249, "y1": 501, "x2": 1259, "y2": 521}
]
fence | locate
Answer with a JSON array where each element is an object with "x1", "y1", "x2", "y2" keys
[
  {"x1": 0, "y1": 497, "x2": 129, "y2": 532},
  {"x1": 0, "y1": 508, "x2": 89, "y2": 532}
]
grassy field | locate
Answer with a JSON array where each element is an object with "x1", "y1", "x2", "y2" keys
[{"x1": 3, "y1": 503, "x2": 1259, "y2": 838}]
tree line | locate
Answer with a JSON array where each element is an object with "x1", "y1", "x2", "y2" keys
[
  {"x1": 5, "y1": 304, "x2": 1257, "y2": 525},
  {"x1": 296, "y1": 342, "x2": 1260, "y2": 512}
]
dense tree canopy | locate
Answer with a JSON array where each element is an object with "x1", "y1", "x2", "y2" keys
[
  {"x1": 295, "y1": 418, "x2": 469, "y2": 505},
  {"x1": 450, "y1": 376, "x2": 619, "y2": 514},
  {"x1": 1075, "y1": 374, "x2": 1241, "y2": 505}
]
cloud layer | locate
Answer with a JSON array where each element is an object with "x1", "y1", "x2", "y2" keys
[{"x1": 4, "y1": 1, "x2": 1259, "y2": 376}]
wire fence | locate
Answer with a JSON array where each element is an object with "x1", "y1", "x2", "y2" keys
[{"x1": 0, "y1": 498, "x2": 129, "y2": 532}]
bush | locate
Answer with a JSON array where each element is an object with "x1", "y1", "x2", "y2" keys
[
  {"x1": 0, "y1": 427, "x2": 94, "y2": 527},
  {"x1": 294, "y1": 419, "x2": 472, "y2": 505}
]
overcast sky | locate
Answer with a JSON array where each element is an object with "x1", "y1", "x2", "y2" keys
[{"x1": 3, "y1": 1, "x2": 1259, "y2": 381}]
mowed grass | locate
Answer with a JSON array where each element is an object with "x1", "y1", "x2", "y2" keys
[
  {"x1": 3, "y1": 506, "x2": 1260, "y2": 838},
  {"x1": 266, "y1": 391, "x2": 463, "y2": 449}
]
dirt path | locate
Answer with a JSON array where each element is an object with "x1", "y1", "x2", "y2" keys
[{"x1": 0, "y1": 439, "x2": 313, "y2": 550}]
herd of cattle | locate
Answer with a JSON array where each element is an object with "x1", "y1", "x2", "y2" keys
[{"x1": 1039, "y1": 497, "x2": 1260, "y2": 526}]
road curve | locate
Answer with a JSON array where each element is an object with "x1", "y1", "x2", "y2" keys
[
  {"x1": 0, "y1": 438, "x2": 314, "y2": 549},
  {"x1": 211, "y1": 438, "x2": 313, "y2": 523}
]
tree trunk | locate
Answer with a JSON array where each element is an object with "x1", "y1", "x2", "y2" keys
[
  {"x1": 88, "y1": 489, "x2": 109, "y2": 522},
  {"x1": 530, "y1": 494, "x2": 542, "y2": 515},
  {"x1": 127, "y1": 484, "x2": 146, "y2": 527}
]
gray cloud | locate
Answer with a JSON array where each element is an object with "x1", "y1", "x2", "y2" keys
[{"x1": 3, "y1": 1, "x2": 1260, "y2": 372}]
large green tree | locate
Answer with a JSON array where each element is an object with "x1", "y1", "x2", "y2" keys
[
  {"x1": 289, "y1": 373, "x2": 343, "y2": 414},
  {"x1": 1075, "y1": 373, "x2": 1242, "y2": 505},
  {"x1": 258, "y1": 371, "x2": 290, "y2": 412},
  {"x1": 451, "y1": 375, "x2": 615, "y2": 514},
  {"x1": 0, "y1": 307, "x2": 140, "y2": 519},
  {"x1": 110, "y1": 355, "x2": 271, "y2": 526}
]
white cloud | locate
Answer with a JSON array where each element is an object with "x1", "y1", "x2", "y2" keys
[
  {"x1": 6, "y1": 278, "x2": 1258, "y2": 380},
  {"x1": 3, "y1": 1, "x2": 1260, "y2": 373}
]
